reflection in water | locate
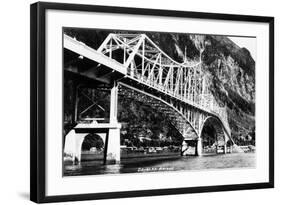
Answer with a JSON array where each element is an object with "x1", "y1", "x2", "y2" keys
[{"x1": 64, "y1": 153, "x2": 255, "y2": 176}]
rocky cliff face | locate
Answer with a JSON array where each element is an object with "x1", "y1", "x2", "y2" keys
[{"x1": 145, "y1": 32, "x2": 255, "y2": 142}]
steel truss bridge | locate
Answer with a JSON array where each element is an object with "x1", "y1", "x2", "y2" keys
[{"x1": 63, "y1": 33, "x2": 238, "y2": 164}]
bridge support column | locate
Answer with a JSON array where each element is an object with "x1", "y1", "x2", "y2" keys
[
  {"x1": 195, "y1": 138, "x2": 202, "y2": 156},
  {"x1": 224, "y1": 143, "x2": 227, "y2": 154},
  {"x1": 104, "y1": 82, "x2": 121, "y2": 164},
  {"x1": 104, "y1": 127, "x2": 121, "y2": 164},
  {"x1": 64, "y1": 129, "x2": 88, "y2": 164},
  {"x1": 110, "y1": 82, "x2": 118, "y2": 123}
]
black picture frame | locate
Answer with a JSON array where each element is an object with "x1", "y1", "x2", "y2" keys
[{"x1": 30, "y1": 1, "x2": 274, "y2": 203}]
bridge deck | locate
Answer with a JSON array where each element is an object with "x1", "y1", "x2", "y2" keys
[{"x1": 64, "y1": 34, "x2": 127, "y2": 76}]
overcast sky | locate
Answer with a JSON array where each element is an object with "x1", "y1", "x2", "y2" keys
[{"x1": 228, "y1": 36, "x2": 256, "y2": 62}]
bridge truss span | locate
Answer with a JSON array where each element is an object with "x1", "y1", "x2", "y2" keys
[{"x1": 96, "y1": 33, "x2": 231, "y2": 136}]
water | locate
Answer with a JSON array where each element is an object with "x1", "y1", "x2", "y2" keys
[{"x1": 64, "y1": 153, "x2": 255, "y2": 176}]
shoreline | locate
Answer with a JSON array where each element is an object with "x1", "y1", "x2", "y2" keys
[{"x1": 64, "y1": 151, "x2": 181, "y2": 165}]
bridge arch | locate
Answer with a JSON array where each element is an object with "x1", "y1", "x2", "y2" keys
[
  {"x1": 82, "y1": 133, "x2": 105, "y2": 151},
  {"x1": 118, "y1": 82, "x2": 199, "y2": 139},
  {"x1": 64, "y1": 130, "x2": 107, "y2": 163},
  {"x1": 199, "y1": 116, "x2": 227, "y2": 154}
]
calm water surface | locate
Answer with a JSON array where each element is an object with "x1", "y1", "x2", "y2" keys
[{"x1": 64, "y1": 153, "x2": 255, "y2": 176}]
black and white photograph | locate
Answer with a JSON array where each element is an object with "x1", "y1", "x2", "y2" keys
[
  {"x1": 63, "y1": 28, "x2": 256, "y2": 176},
  {"x1": 28, "y1": 1, "x2": 274, "y2": 203},
  {"x1": 0, "y1": 0, "x2": 278, "y2": 204}
]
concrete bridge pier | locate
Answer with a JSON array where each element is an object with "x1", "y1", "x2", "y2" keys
[
  {"x1": 195, "y1": 138, "x2": 202, "y2": 156},
  {"x1": 224, "y1": 143, "x2": 227, "y2": 154},
  {"x1": 63, "y1": 82, "x2": 121, "y2": 165},
  {"x1": 64, "y1": 130, "x2": 87, "y2": 164},
  {"x1": 104, "y1": 82, "x2": 121, "y2": 164},
  {"x1": 104, "y1": 127, "x2": 121, "y2": 164}
]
